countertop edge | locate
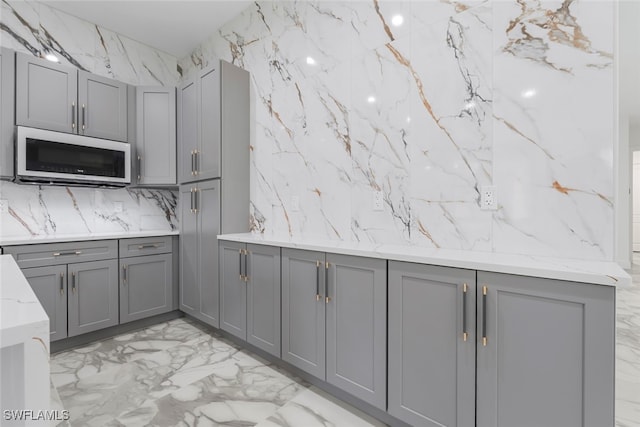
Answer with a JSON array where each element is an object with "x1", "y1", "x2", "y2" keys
[
  {"x1": 1, "y1": 230, "x2": 180, "y2": 246},
  {"x1": 217, "y1": 233, "x2": 632, "y2": 288}
]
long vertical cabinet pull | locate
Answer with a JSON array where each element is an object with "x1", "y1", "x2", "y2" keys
[
  {"x1": 137, "y1": 155, "x2": 142, "y2": 181},
  {"x1": 71, "y1": 102, "x2": 76, "y2": 130},
  {"x1": 71, "y1": 272, "x2": 76, "y2": 294},
  {"x1": 190, "y1": 188, "x2": 195, "y2": 214},
  {"x1": 59, "y1": 273, "x2": 65, "y2": 296},
  {"x1": 82, "y1": 104, "x2": 86, "y2": 131},
  {"x1": 482, "y1": 285, "x2": 488, "y2": 346},
  {"x1": 194, "y1": 188, "x2": 199, "y2": 214},
  {"x1": 315, "y1": 261, "x2": 321, "y2": 301},
  {"x1": 325, "y1": 261, "x2": 331, "y2": 303},
  {"x1": 239, "y1": 249, "x2": 244, "y2": 281},
  {"x1": 462, "y1": 283, "x2": 468, "y2": 342},
  {"x1": 191, "y1": 151, "x2": 196, "y2": 176},
  {"x1": 243, "y1": 249, "x2": 249, "y2": 282},
  {"x1": 122, "y1": 265, "x2": 127, "y2": 286},
  {"x1": 194, "y1": 151, "x2": 199, "y2": 176}
]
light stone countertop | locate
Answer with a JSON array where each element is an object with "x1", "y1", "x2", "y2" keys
[
  {"x1": 0, "y1": 230, "x2": 179, "y2": 246},
  {"x1": 218, "y1": 233, "x2": 631, "y2": 288}
]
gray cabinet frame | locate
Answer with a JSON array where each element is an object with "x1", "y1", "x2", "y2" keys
[{"x1": 0, "y1": 48, "x2": 15, "y2": 179}]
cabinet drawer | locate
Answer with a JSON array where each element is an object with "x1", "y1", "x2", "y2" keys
[
  {"x1": 119, "y1": 236, "x2": 172, "y2": 257},
  {"x1": 4, "y1": 240, "x2": 117, "y2": 268}
]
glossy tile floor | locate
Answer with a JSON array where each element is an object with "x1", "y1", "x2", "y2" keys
[
  {"x1": 49, "y1": 318, "x2": 384, "y2": 426},
  {"x1": 49, "y1": 259, "x2": 640, "y2": 427}
]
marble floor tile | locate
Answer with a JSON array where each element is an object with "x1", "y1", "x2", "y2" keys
[
  {"x1": 255, "y1": 387, "x2": 385, "y2": 427},
  {"x1": 51, "y1": 318, "x2": 207, "y2": 388}
]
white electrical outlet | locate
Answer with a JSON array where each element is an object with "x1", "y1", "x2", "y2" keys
[
  {"x1": 0, "y1": 199, "x2": 7, "y2": 213},
  {"x1": 373, "y1": 191, "x2": 384, "y2": 211},
  {"x1": 291, "y1": 196, "x2": 300, "y2": 212},
  {"x1": 480, "y1": 186, "x2": 497, "y2": 210}
]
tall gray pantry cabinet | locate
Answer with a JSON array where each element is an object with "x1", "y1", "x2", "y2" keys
[
  {"x1": 0, "y1": 47, "x2": 15, "y2": 179},
  {"x1": 178, "y1": 60, "x2": 250, "y2": 328}
]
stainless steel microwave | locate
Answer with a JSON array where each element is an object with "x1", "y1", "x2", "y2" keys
[{"x1": 15, "y1": 126, "x2": 131, "y2": 187}]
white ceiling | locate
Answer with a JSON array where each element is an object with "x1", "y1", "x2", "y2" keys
[{"x1": 40, "y1": 1, "x2": 253, "y2": 58}]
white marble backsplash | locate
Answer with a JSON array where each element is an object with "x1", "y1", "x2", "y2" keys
[
  {"x1": 182, "y1": 0, "x2": 615, "y2": 261},
  {"x1": 0, "y1": 182, "x2": 178, "y2": 240}
]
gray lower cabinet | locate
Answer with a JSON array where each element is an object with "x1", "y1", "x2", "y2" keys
[
  {"x1": 120, "y1": 253, "x2": 173, "y2": 324},
  {"x1": 22, "y1": 265, "x2": 68, "y2": 341},
  {"x1": 180, "y1": 180, "x2": 220, "y2": 326},
  {"x1": 388, "y1": 262, "x2": 476, "y2": 427},
  {"x1": 0, "y1": 47, "x2": 15, "y2": 179},
  {"x1": 476, "y1": 271, "x2": 615, "y2": 427},
  {"x1": 281, "y1": 248, "x2": 386, "y2": 410},
  {"x1": 135, "y1": 86, "x2": 177, "y2": 185},
  {"x1": 67, "y1": 259, "x2": 119, "y2": 337},
  {"x1": 220, "y1": 242, "x2": 281, "y2": 357}
]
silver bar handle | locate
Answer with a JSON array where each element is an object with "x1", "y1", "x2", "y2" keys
[
  {"x1": 71, "y1": 272, "x2": 76, "y2": 293},
  {"x1": 239, "y1": 249, "x2": 243, "y2": 280},
  {"x1": 71, "y1": 102, "x2": 76, "y2": 130},
  {"x1": 325, "y1": 261, "x2": 331, "y2": 303},
  {"x1": 53, "y1": 251, "x2": 82, "y2": 257},
  {"x1": 138, "y1": 244, "x2": 159, "y2": 249},
  {"x1": 194, "y1": 188, "x2": 199, "y2": 214},
  {"x1": 244, "y1": 249, "x2": 249, "y2": 282},
  {"x1": 122, "y1": 265, "x2": 127, "y2": 285},
  {"x1": 316, "y1": 261, "x2": 321, "y2": 301},
  {"x1": 82, "y1": 104, "x2": 86, "y2": 131},
  {"x1": 195, "y1": 151, "x2": 199, "y2": 175},
  {"x1": 191, "y1": 150, "x2": 195, "y2": 176},
  {"x1": 60, "y1": 272, "x2": 64, "y2": 296},
  {"x1": 137, "y1": 155, "x2": 142, "y2": 181}
]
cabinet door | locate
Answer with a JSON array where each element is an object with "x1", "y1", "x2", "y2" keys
[
  {"x1": 198, "y1": 180, "x2": 221, "y2": 327},
  {"x1": 136, "y1": 86, "x2": 176, "y2": 185},
  {"x1": 281, "y1": 248, "x2": 326, "y2": 379},
  {"x1": 16, "y1": 52, "x2": 77, "y2": 133},
  {"x1": 247, "y1": 244, "x2": 281, "y2": 357},
  {"x1": 197, "y1": 64, "x2": 221, "y2": 181},
  {"x1": 177, "y1": 77, "x2": 199, "y2": 184},
  {"x1": 0, "y1": 48, "x2": 15, "y2": 178},
  {"x1": 388, "y1": 262, "x2": 476, "y2": 427},
  {"x1": 326, "y1": 254, "x2": 386, "y2": 410},
  {"x1": 476, "y1": 272, "x2": 615, "y2": 427},
  {"x1": 78, "y1": 70, "x2": 127, "y2": 141},
  {"x1": 67, "y1": 259, "x2": 118, "y2": 337},
  {"x1": 220, "y1": 240, "x2": 246, "y2": 339},
  {"x1": 22, "y1": 265, "x2": 68, "y2": 341},
  {"x1": 179, "y1": 185, "x2": 199, "y2": 317},
  {"x1": 120, "y1": 254, "x2": 173, "y2": 324}
]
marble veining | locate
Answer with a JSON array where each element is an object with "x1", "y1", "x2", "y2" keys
[
  {"x1": 177, "y1": 0, "x2": 615, "y2": 261},
  {"x1": 0, "y1": 182, "x2": 178, "y2": 241}
]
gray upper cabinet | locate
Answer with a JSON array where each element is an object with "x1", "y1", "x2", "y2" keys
[
  {"x1": 22, "y1": 265, "x2": 68, "y2": 342},
  {"x1": 281, "y1": 248, "x2": 327, "y2": 380},
  {"x1": 67, "y1": 259, "x2": 119, "y2": 337},
  {"x1": 388, "y1": 262, "x2": 476, "y2": 427},
  {"x1": 120, "y1": 253, "x2": 173, "y2": 324},
  {"x1": 179, "y1": 180, "x2": 220, "y2": 327},
  {"x1": 0, "y1": 48, "x2": 15, "y2": 179},
  {"x1": 16, "y1": 53, "x2": 128, "y2": 141},
  {"x1": 178, "y1": 63, "x2": 221, "y2": 183},
  {"x1": 325, "y1": 254, "x2": 386, "y2": 410},
  {"x1": 135, "y1": 86, "x2": 176, "y2": 186},
  {"x1": 78, "y1": 70, "x2": 127, "y2": 141},
  {"x1": 476, "y1": 272, "x2": 615, "y2": 427},
  {"x1": 16, "y1": 52, "x2": 78, "y2": 134}
]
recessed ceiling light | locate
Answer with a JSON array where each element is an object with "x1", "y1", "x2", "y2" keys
[
  {"x1": 391, "y1": 15, "x2": 404, "y2": 27},
  {"x1": 44, "y1": 52, "x2": 59, "y2": 63}
]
